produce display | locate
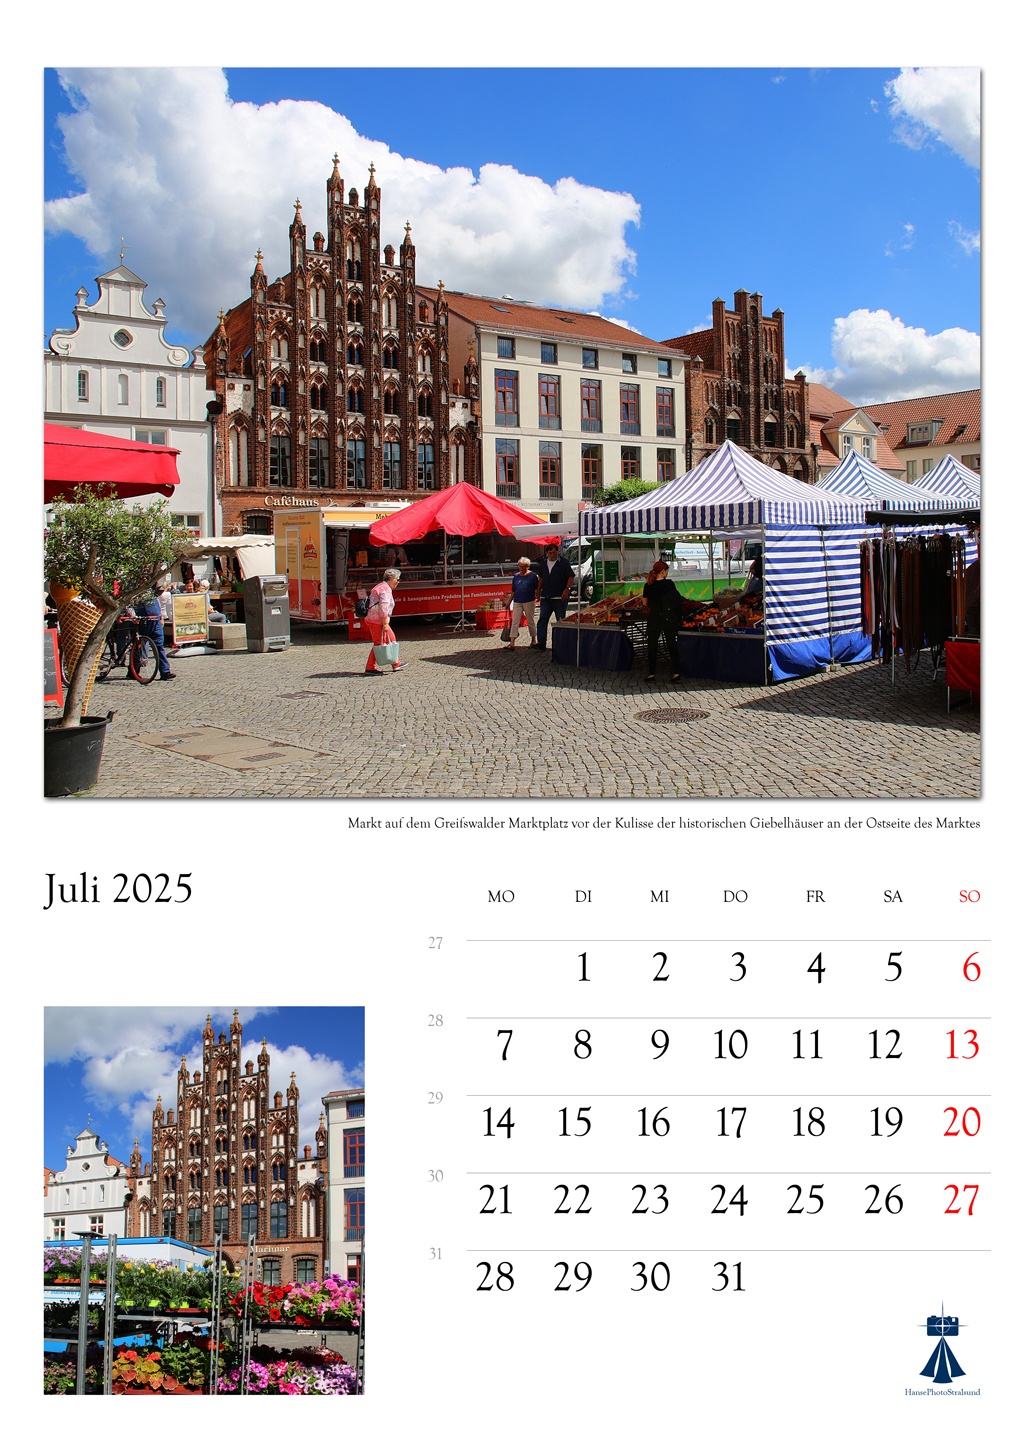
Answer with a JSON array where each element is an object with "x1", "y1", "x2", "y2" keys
[
  {"x1": 681, "y1": 592, "x2": 764, "y2": 632},
  {"x1": 563, "y1": 595, "x2": 648, "y2": 626}
]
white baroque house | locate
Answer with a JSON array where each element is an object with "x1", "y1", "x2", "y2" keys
[
  {"x1": 45, "y1": 263, "x2": 218, "y2": 535},
  {"x1": 44, "y1": 1126, "x2": 132, "y2": 1241}
]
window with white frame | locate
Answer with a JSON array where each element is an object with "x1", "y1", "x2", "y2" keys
[
  {"x1": 77, "y1": 370, "x2": 89, "y2": 401},
  {"x1": 155, "y1": 376, "x2": 166, "y2": 407}
]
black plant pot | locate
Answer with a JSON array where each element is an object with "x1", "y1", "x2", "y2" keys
[{"x1": 44, "y1": 715, "x2": 110, "y2": 796}]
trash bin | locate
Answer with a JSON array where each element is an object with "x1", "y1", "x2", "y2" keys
[{"x1": 244, "y1": 575, "x2": 291, "y2": 652}]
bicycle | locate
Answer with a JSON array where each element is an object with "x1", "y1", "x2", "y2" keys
[{"x1": 97, "y1": 617, "x2": 160, "y2": 685}]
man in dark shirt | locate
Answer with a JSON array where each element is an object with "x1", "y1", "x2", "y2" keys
[{"x1": 535, "y1": 543, "x2": 575, "y2": 650}]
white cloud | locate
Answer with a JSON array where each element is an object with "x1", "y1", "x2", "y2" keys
[
  {"x1": 885, "y1": 67, "x2": 980, "y2": 169},
  {"x1": 46, "y1": 1007, "x2": 361, "y2": 1158},
  {"x1": 884, "y1": 222, "x2": 915, "y2": 258},
  {"x1": 949, "y1": 220, "x2": 981, "y2": 254},
  {"x1": 798, "y1": 308, "x2": 980, "y2": 404},
  {"x1": 46, "y1": 68, "x2": 641, "y2": 340}
]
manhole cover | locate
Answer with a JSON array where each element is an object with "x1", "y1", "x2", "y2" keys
[{"x1": 634, "y1": 708, "x2": 710, "y2": 723}]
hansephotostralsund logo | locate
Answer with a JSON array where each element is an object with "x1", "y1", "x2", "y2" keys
[{"x1": 919, "y1": 1305, "x2": 966, "y2": 1383}]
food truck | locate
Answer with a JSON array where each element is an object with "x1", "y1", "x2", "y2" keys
[{"x1": 273, "y1": 505, "x2": 544, "y2": 632}]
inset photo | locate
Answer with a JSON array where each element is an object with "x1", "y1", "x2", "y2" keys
[{"x1": 43, "y1": 1005, "x2": 365, "y2": 1395}]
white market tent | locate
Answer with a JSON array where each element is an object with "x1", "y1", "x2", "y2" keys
[
  {"x1": 815, "y1": 449, "x2": 962, "y2": 509},
  {"x1": 581, "y1": 441, "x2": 871, "y2": 681},
  {"x1": 914, "y1": 453, "x2": 981, "y2": 501},
  {"x1": 179, "y1": 534, "x2": 277, "y2": 579}
]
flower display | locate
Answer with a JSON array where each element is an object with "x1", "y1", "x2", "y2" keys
[
  {"x1": 217, "y1": 1347, "x2": 360, "y2": 1395},
  {"x1": 226, "y1": 1275, "x2": 362, "y2": 1327}
]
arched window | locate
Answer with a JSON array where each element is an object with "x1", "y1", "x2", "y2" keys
[
  {"x1": 155, "y1": 376, "x2": 166, "y2": 407},
  {"x1": 347, "y1": 342, "x2": 363, "y2": 367},
  {"x1": 347, "y1": 297, "x2": 363, "y2": 323},
  {"x1": 271, "y1": 377, "x2": 289, "y2": 407},
  {"x1": 271, "y1": 1129, "x2": 285, "y2": 1151},
  {"x1": 271, "y1": 332, "x2": 289, "y2": 360},
  {"x1": 417, "y1": 391, "x2": 433, "y2": 418},
  {"x1": 117, "y1": 374, "x2": 129, "y2": 405},
  {"x1": 230, "y1": 426, "x2": 249, "y2": 487},
  {"x1": 77, "y1": 370, "x2": 89, "y2": 401},
  {"x1": 383, "y1": 388, "x2": 400, "y2": 415},
  {"x1": 310, "y1": 284, "x2": 327, "y2": 319},
  {"x1": 347, "y1": 386, "x2": 364, "y2": 414},
  {"x1": 383, "y1": 344, "x2": 399, "y2": 370},
  {"x1": 381, "y1": 293, "x2": 397, "y2": 327},
  {"x1": 310, "y1": 381, "x2": 327, "y2": 411},
  {"x1": 418, "y1": 349, "x2": 432, "y2": 375},
  {"x1": 705, "y1": 415, "x2": 717, "y2": 445},
  {"x1": 346, "y1": 238, "x2": 362, "y2": 280},
  {"x1": 309, "y1": 336, "x2": 327, "y2": 363}
]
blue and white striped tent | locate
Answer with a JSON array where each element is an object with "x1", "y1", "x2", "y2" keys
[
  {"x1": 580, "y1": 442, "x2": 871, "y2": 682},
  {"x1": 914, "y1": 453, "x2": 981, "y2": 502},
  {"x1": 816, "y1": 449, "x2": 962, "y2": 509}
]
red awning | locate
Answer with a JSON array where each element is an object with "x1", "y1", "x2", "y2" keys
[
  {"x1": 368, "y1": 482, "x2": 555, "y2": 544},
  {"x1": 44, "y1": 424, "x2": 182, "y2": 503}
]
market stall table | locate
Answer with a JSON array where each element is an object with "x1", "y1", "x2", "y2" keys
[{"x1": 551, "y1": 621, "x2": 635, "y2": 671}]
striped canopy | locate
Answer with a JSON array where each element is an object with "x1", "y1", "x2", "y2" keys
[
  {"x1": 914, "y1": 453, "x2": 981, "y2": 501},
  {"x1": 816, "y1": 448, "x2": 960, "y2": 509},
  {"x1": 581, "y1": 441, "x2": 864, "y2": 535}
]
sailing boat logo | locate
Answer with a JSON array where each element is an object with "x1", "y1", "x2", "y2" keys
[{"x1": 920, "y1": 1306, "x2": 966, "y2": 1383}]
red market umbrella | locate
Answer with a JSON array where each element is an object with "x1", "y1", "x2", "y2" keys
[
  {"x1": 368, "y1": 482, "x2": 558, "y2": 630},
  {"x1": 44, "y1": 424, "x2": 181, "y2": 503},
  {"x1": 368, "y1": 482, "x2": 555, "y2": 544}
]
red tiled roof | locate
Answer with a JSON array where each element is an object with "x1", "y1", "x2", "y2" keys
[
  {"x1": 427, "y1": 289, "x2": 676, "y2": 354},
  {"x1": 807, "y1": 382, "x2": 856, "y2": 417},
  {"x1": 661, "y1": 328, "x2": 716, "y2": 364},
  {"x1": 857, "y1": 390, "x2": 980, "y2": 449}
]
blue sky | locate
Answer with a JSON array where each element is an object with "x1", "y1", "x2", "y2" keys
[
  {"x1": 44, "y1": 1006, "x2": 364, "y2": 1174},
  {"x1": 43, "y1": 66, "x2": 980, "y2": 404}
]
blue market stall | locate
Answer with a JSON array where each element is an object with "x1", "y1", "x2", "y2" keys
[
  {"x1": 815, "y1": 448, "x2": 963, "y2": 510},
  {"x1": 576, "y1": 441, "x2": 871, "y2": 683},
  {"x1": 913, "y1": 452, "x2": 980, "y2": 502}
]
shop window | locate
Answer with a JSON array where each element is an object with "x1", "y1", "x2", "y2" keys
[
  {"x1": 295, "y1": 1258, "x2": 317, "y2": 1285},
  {"x1": 261, "y1": 1258, "x2": 282, "y2": 1285},
  {"x1": 270, "y1": 1201, "x2": 288, "y2": 1239},
  {"x1": 245, "y1": 514, "x2": 273, "y2": 535}
]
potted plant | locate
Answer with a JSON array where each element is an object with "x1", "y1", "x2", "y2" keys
[{"x1": 43, "y1": 487, "x2": 190, "y2": 795}]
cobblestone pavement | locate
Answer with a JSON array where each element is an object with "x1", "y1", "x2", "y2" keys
[{"x1": 54, "y1": 623, "x2": 981, "y2": 800}]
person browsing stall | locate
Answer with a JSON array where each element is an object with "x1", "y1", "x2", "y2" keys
[
  {"x1": 363, "y1": 567, "x2": 408, "y2": 674},
  {"x1": 643, "y1": 560, "x2": 684, "y2": 683},
  {"x1": 535, "y1": 543, "x2": 575, "y2": 650},
  {"x1": 506, "y1": 556, "x2": 542, "y2": 648}
]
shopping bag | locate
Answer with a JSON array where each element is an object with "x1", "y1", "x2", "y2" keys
[
  {"x1": 499, "y1": 624, "x2": 511, "y2": 643},
  {"x1": 373, "y1": 641, "x2": 400, "y2": 666}
]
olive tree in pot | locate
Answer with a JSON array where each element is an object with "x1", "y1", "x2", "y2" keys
[{"x1": 44, "y1": 487, "x2": 190, "y2": 795}]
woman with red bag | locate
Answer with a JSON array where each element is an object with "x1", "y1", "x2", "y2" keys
[{"x1": 363, "y1": 568, "x2": 408, "y2": 674}]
